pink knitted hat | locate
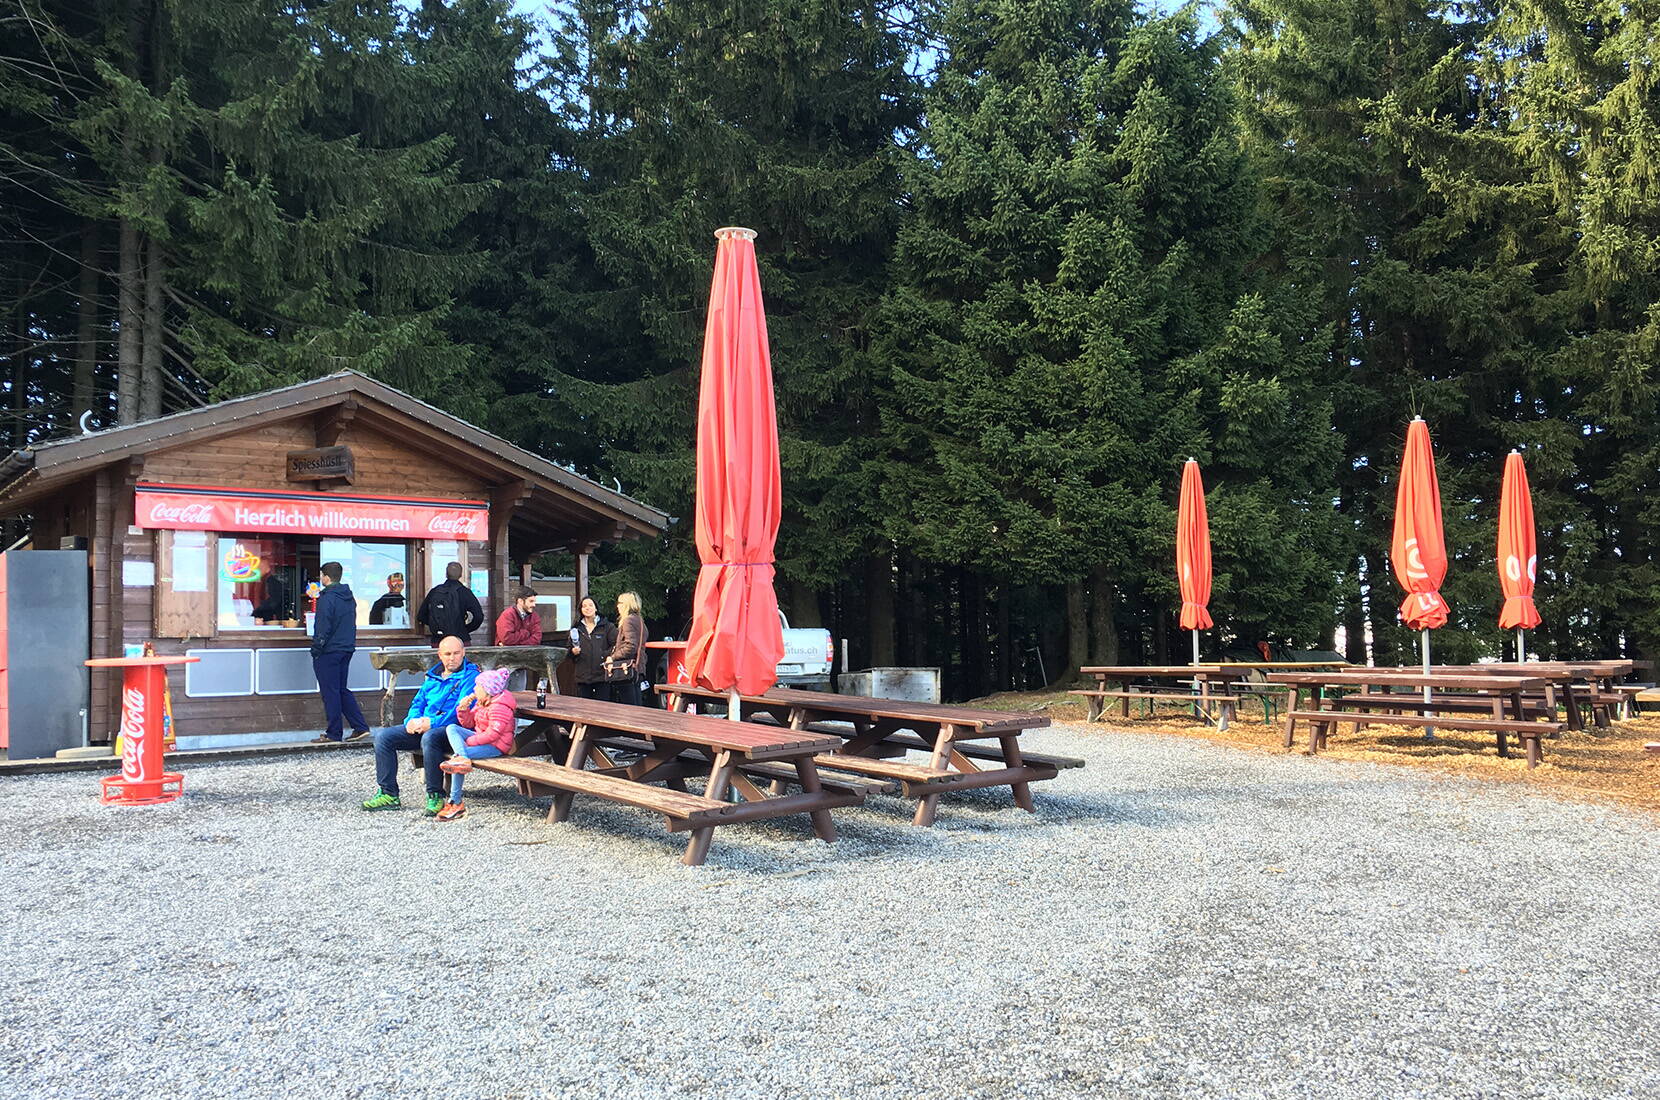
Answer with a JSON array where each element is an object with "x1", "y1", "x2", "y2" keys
[{"x1": 475, "y1": 668, "x2": 511, "y2": 697}]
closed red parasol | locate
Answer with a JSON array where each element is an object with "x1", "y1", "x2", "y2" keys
[
  {"x1": 1497, "y1": 450, "x2": 1542, "y2": 658},
  {"x1": 1176, "y1": 459, "x2": 1214, "y2": 647},
  {"x1": 1391, "y1": 417, "x2": 1448, "y2": 731},
  {"x1": 1391, "y1": 417, "x2": 1450, "y2": 631},
  {"x1": 682, "y1": 227, "x2": 785, "y2": 711}
]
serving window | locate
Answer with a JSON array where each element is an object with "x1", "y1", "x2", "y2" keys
[{"x1": 213, "y1": 536, "x2": 412, "y2": 631}]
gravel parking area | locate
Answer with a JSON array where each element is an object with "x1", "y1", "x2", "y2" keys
[{"x1": 3, "y1": 723, "x2": 1657, "y2": 1099}]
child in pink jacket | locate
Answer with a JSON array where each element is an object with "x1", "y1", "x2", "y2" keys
[{"x1": 436, "y1": 667, "x2": 517, "y2": 821}]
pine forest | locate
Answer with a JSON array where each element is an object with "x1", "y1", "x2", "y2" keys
[{"x1": 4, "y1": 0, "x2": 1658, "y2": 698}]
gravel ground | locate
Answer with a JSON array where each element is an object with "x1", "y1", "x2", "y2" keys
[{"x1": 3, "y1": 724, "x2": 1658, "y2": 1100}]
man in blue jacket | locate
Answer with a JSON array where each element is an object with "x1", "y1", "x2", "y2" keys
[
  {"x1": 360, "y1": 636, "x2": 480, "y2": 815},
  {"x1": 310, "y1": 561, "x2": 370, "y2": 744}
]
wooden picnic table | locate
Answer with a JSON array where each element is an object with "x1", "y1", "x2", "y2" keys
[
  {"x1": 659, "y1": 685, "x2": 1075, "y2": 826},
  {"x1": 1377, "y1": 662, "x2": 1634, "y2": 731},
  {"x1": 1265, "y1": 670, "x2": 1562, "y2": 766},
  {"x1": 475, "y1": 692, "x2": 860, "y2": 866},
  {"x1": 1074, "y1": 665, "x2": 1257, "y2": 728}
]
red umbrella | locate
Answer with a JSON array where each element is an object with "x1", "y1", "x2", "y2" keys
[
  {"x1": 682, "y1": 227, "x2": 784, "y2": 714},
  {"x1": 1391, "y1": 417, "x2": 1449, "y2": 728},
  {"x1": 1391, "y1": 418, "x2": 1450, "y2": 632},
  {"x1": 1497, "y1": 449, "x2": 1541, "y2": 659},
  {"x1": 1176, "y1": 459, "x2": 1214, "y2": 661}
]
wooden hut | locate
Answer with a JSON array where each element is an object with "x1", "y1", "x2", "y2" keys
[{"x1": 0, "y1": 371, "x2": 667, "y2": 745}]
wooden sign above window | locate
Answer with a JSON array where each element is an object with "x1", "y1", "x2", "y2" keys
[{"x1": 286, "y1": 445, "x2": 355, "y2": 485}]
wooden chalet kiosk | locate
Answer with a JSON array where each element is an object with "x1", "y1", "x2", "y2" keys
[{"x1": 0, "y1": 371, "x2": 667, "y2": 746}]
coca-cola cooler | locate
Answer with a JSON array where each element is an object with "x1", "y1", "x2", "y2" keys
[{"x1": 0, "y1": 550, "x2": 90, "y2": 758}]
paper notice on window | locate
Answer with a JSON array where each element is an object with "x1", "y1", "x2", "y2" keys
[
  {"x1": 172, "y1": 546, "x2": 209, "y2": 592},
  {"x1": 173, "y1": 530, "x2": 207, "y2": 548},
  {"x1": 469, "y1": 569, "x2": 488, "y2": 600},
  {"x1": 122, "y1": 560, "x2": 155, "y2": 587}
]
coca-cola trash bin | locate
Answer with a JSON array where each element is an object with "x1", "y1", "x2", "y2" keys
[{"x1": 86, "y1": 655, "x2": 197, "y2": 805}]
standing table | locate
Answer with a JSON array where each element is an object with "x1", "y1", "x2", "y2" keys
[{"x1": 86, "y1": 655, "x2": 197, "y2": 805}]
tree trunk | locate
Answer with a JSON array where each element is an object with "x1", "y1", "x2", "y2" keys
[
  {"x1": 1343, "y1": 557, "x2": 1367, "y2": 664},
  {"x1": 1088, "y1": 565, "x2": 1119, "y2": 665},
  {"x1": 74, "y1": 222, "x2": 101, "y2": 423},
  {"x1": 784, "y1": 578, "x2": 821, "y2": 628},
  {"x1": 139, "y1": 234, "x2": 164, "y2": 421},
  {"x1": 116, "y1": 220, "x2": 142, "y2": 425},
  {"x1": 1064, "y1": 579, "x2": 1086, "y2": 687},
  {"x1": 994, "y1": 583, "x2": 1010, "y2": 691},
  {"x1": 865, "y1": 549, "x2": 894, "y2": 667},
  {"x1": 958, "y1": 569, "x2": 983, "y2": 699}
]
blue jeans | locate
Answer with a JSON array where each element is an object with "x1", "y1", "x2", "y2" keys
[
  {"x1": 372, "y1": 724, "x2": 451, "y2": 797},
  {"x1": 444, "y1": 725, "x2": 503, "y2": 801},
  {"x1": 313, "y1": 651, "x2": 368, "y2": 739}
]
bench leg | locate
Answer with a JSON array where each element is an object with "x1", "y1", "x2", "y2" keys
[
  {"x1": 1526, "y1": 735, "x2": 1541, "y2": 769},
  {"x1": 1282, "y1": 711, "x2": 1297, "y2": 749},
  {"x1": 1000, "y1": 734, "x2": 1035, "y2": 813},
  {"x1": 1497, "y1": 730, "x2": 1509, "y2": 758},
  {"x1": 912, "y1": 727, "x2": 954, "y2": 827},
  {"x1": 1086, "y1": 693, "x2": 1103, "y2": 722},
  {"x1": 1120, "y1": 693, "x2": 1130, "y2": 719},
  {"x1": 1218, "y1": 701, "x2": 1233, "y2": 733},
  {"x1": 794, "y1": 760, "x2": 838, "y2": 843},
  {"x1": 549, "y1": 723, "x2": 593, "y2": 824},
  {"x1": 682, "y1": 827, "x2": 716, "y2": 866}
]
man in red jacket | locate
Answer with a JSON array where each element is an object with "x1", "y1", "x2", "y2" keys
[{"x1": 494, "y1": 584, "x2": 542, "y2": 647}]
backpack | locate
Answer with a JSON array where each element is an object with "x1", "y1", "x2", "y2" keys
[{"x1": 427, "y1": 583, "x2": 470, "y2": 637}]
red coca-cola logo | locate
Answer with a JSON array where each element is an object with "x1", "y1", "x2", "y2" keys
[
  {"x1": 147, "y1": 501, "x2": 215, "y2": 525},
  {"x1": 427, "y1": 512, "x2": 483, "y2": 536},
  {"x1": 120, "y1": 687, "x2": 146, "y2": 781}
]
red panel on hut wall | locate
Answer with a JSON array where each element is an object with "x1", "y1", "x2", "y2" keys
[{"x1": 0, "y1": 552, "x2": 8, "y2": 748}]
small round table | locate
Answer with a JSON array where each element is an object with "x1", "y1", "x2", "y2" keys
[{"x1": 85, "y1": 655, "x2": 198, "y2": 805}]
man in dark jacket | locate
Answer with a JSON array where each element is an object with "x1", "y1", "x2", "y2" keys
[
  {"x1": 310, "y1": 561, "x2": 370, "y2": 744},
  {"x1": 416, "y1": 562, "x2": 484, "y2": 646}
]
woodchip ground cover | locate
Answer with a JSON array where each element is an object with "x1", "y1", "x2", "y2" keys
[{"x1": 974, "y1": 690, "x2": 1660, "y2": 815}]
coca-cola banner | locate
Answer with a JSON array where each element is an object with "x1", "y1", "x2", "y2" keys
[{"x1": 135, "y1": 483, "x2": 489, "y2": 540}]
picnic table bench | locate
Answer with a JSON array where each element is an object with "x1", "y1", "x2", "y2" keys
[
  {"x1": 659, "y1": 685, "x2": 1073, "y2": 826},
  {"x1": 1073, "y1": 666, "x2": 1257, "y2": 729},
  {"x1": 1266, "y1": 670, "x2": 1563, "y2": 767},
  {"x1": 469, "y1": 692, "x2": 860, "y2": 866}
]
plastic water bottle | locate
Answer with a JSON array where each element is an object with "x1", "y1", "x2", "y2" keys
[{"x1": 535, "y1": 678, "x2": 548, "y2": 709}]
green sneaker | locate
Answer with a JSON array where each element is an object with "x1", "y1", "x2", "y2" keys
[
  {"x1": 425, "y1": 793, "x2": 445, "y2": 817},
  {"x1": 360, "y1": 790, "x2": 400, "y2": 811}
]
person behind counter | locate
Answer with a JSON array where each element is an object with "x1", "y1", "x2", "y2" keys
[
  {"x1": 569, "y1": 595, "x2": 616, "y2": 700},
  {"x1": 416, "y1": 562, "x2": 483, "y2": 646},
  {"x1": 360, "y1": 636, "x2": 480, "y2": 816},
  {"x1": 251, "y1": 576, "x2": 290, "y2": 625},
  {"x1": 309, "y1": 562, "x2": 370, "y2": 744},
  {"x1": 368, "y1": 572, "x2": 409, "y2": 627}
]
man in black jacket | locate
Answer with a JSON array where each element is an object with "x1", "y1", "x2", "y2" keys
[
  {"x1": 310, "y1": 561, "x2": 370, "y2": 743},
  {"x1": 416, "y1": 562, "x2": 484, "y2": 646}
]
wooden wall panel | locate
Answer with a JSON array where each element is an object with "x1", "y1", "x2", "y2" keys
[
  {"x1": 140, "y1": 419, "x2": 490, "y2": 501},
  {"x1": 151, "y1": 529, "x2": 215, "y2": 639},
  {"x1": 141, "y1": 420, "x2": 315, "y2": 489}
]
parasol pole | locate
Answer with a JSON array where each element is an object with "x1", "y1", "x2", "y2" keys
[
  {"x1": 729, "y1": 686, "x2": 741, "y2": 723},
  {"x1": 1517, "y1": 628, "x2": 1526, "y2": 663},
  {"x1": 1422, "y1": 628, "x2": 1435, "y2": 739}
]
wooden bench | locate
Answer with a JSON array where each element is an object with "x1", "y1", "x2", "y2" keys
[
  {"x1": 1282, "y1": 710, "x2": 1561, "y2": 767},
  {"x1": 660, "y1": 684, "x2": 1066, "y2": 826},
  {"x1": 492, "y1": 693, "x2": 861, "y2": 865},
  {"x1": 1646, "y1": 743, "x2": 1660, "y2": 755},
  {"x1": 1068, "y1": 688, "x2": 1238, "y2": 726},
  {"x1": 570, "y1": 731, "x2": 899, "y2": 799},
  {"x1": 1328, "y1": 693, "x2": 1555, "y2": 722}
]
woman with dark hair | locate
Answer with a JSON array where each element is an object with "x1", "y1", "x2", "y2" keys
[
  {"x1": 602, "y1": 591, "x2": 648, "y2": 706},
  {"x1": 568, "y1": 595, "x2": 616, "y2": 700}
]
